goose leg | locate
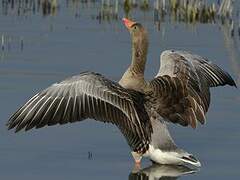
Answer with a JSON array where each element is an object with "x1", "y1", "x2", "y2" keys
[{"x1": 131, "y1": 151, "x2": 142, "y2": 165}]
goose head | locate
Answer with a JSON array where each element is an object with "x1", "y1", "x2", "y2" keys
[
  {"x1": 122, "y1": 18, "x2": 148, "y2": 76},
  {"x1": 122, "y1": 18, "x2": 148, "y2": 46}
]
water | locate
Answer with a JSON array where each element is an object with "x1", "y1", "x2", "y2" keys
[{"x1": 0, "y1": 0, "x2": 240, "y2": 179}]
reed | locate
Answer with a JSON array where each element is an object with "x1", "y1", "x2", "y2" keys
[
  {"x1": 218, "y1": 0, "x2": 234, "y2": 18},
  {"x1": 1, "y1": 35, "x2": 5, "y2": 51},
  {"x1": 1, "y1": 0, "x2": 238, "y2": 36}
]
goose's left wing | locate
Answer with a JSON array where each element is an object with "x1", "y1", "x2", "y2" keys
[{"x1": 145, "y1": 50, "x2": 236, "y2": 128}]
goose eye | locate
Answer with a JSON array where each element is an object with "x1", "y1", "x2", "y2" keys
[{"x1": 133, "y1": 26, "x2": 137, "y2": 30}]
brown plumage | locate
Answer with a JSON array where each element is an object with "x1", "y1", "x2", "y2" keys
[{"x1": 6, "y1": 18, "x2": 236, "y2": 165}]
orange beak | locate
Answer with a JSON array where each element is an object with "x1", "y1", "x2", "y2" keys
[{"x1": 122, "y1": 18, "x2": 136, "y2": 30}]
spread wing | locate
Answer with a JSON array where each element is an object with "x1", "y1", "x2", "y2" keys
[
  {"x1": 7, "y1": 72, "x2": 152, "y2": 153},
  {"x1": 146, "y1": 50, "x2": 236, "y2": 128}
]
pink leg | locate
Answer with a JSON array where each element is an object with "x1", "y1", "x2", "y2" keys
[{"x1": 134, "y1": 159, "x2": 141, "y2": 169}]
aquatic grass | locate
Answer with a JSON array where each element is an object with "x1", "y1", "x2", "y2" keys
[
  {"x1": 1, "y1": 0, "x2": 236, "y2": 28},
  {"x1": 1, "y1": 0, "x2": 239, "y2": 40}
]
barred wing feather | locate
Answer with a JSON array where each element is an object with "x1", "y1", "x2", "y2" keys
[
  {"x1": 7, "y1": 72, "x2": 152, "y2": 152},
  {"x1": 147, "y1": 50, "x2": 236, "y2": 128}
]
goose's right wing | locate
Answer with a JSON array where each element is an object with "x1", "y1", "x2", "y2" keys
[{"x1": 7, "y1": 72, "x2": 152, "y2": 153}]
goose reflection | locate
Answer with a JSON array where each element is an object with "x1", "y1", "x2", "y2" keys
[{"x1": 129, "y1": 164, "x2": 197, "y2": 180}]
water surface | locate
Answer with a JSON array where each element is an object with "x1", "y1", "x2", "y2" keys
[{"x1": 0, "y1": 0, "x2": 239, "y2": 179}]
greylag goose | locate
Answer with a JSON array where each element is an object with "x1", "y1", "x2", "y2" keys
[{"x1": 7, "y1": 18, "x2": 236, "y2": 167}]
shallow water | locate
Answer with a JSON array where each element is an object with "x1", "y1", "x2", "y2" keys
[{"x1": 0, "y1": 0, "x2": 240, "y2": 179}]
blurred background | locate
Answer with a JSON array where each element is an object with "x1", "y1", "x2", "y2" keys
[{"x1": 0, "y1": 0, "x2": 239, "y2": 179}]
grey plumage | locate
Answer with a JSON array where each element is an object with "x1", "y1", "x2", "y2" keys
[
  {"x1": 150, "y1": 117, "x2": 177, "y2": 151},
  {"x1": 7, "y1": 51, "x2": 236, "y2": 156},
  {"x1": 147, "y1": 50, "x2": 236, "y2": 128},
  {"x1": 7, "y1": 72, "x2": 152, "y2": 153},
  {"x1": 7, "y1": 17, "x2": 237, "y2": 166}
]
